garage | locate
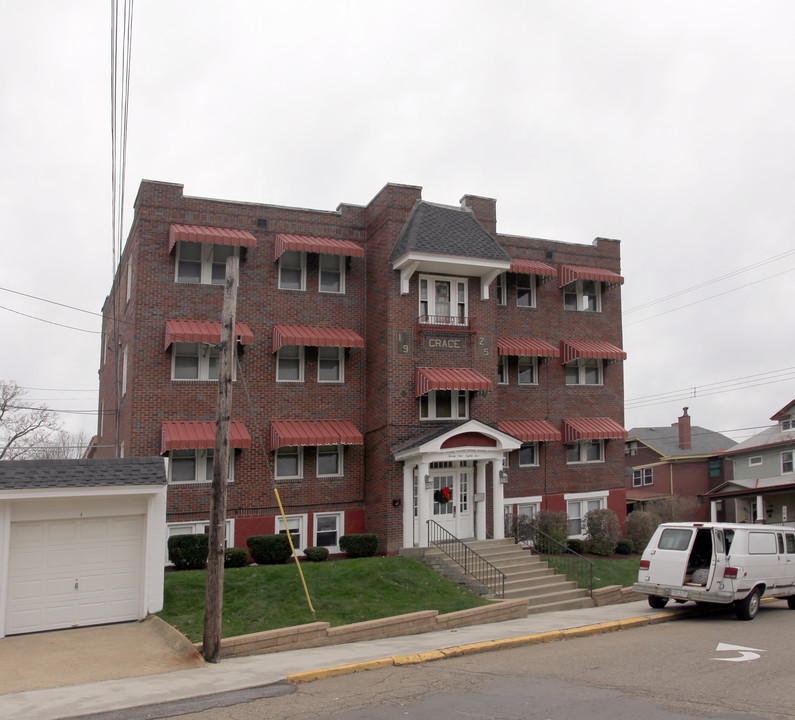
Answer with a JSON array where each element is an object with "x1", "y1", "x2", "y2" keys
[{"x1": 0, "y1": 457, "x2": 167, "y2": 638}]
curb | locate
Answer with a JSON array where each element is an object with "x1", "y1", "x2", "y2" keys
[{"x1": 286, "y1": 610, "x2": 687, "y2": 685}]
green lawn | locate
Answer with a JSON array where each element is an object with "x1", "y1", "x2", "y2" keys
[
  {"x1": 159, "y1": 556, "x2": 491, "y2": 643},
  {"x1": 547, "y1": 554, "x2": 641, "y2": 590}
]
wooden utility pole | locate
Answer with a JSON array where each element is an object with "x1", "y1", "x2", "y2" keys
[{"x1": 202, "y1": 254, "x2": 239, "y2": 663}]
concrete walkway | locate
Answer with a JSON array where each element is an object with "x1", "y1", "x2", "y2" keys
[{"x1": 0, "y1": 600, "x2": 707, "y2": 720}]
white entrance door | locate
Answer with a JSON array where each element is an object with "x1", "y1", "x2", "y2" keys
[
  {"x1": 431, "y1": 468, "x2": 473, "y2": 539},
  {"x1": 6, "y1": 515, "x2": 145, "y2": 635}
]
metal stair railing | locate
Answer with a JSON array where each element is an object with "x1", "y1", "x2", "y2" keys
[{"x1": 427, "y1": 520, "x2": 505, "y2": 598}]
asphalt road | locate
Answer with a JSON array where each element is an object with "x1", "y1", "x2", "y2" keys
[{"x1": 116, "y1": 601, "x2": 795, "y2": 720}]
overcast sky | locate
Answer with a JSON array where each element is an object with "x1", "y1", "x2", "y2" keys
[{"x1": 1, "y1": 1, "x2": 793, "y2": 448}]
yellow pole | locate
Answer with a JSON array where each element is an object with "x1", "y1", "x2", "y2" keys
[{"x1": 274, "y1": 487, "x2": 317, "y2": 621}]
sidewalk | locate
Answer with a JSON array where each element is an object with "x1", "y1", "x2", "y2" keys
[{"x1": 0, "y1": 600, "x2": 698, "y2": 720}]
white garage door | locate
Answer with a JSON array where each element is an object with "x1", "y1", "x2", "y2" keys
[{"x1": 6, "y1": 515, "x2": 145, "y2": 635}]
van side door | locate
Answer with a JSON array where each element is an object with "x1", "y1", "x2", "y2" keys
[
  {"x1": 646, "y1": 527, "x2": 694, "y2": 586},
  {"x1": 708, "y1": 528, "x2": 727, "y2": 590}
]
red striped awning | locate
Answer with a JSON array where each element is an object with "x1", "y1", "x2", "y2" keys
[
  {"x1": 270, "y1": 420, "x2": 363, "y2": 449},
  {"x1": 272, "y1": 325, "x2": 364, "y2": 352},
  {"x1": 274, "y1": 234, "x2": 364, "y2": 260},
  {"x1": 164, "y1": 320, "x2": 254, "y2": 350},
  {"x1": 497, "y1": 337, "x2": 560, "y2": 358},
  {"x1": 415, "y1": 368, "x2": 492, "y2": 397},
  {"x1": 560, "y1": 340, "x2": 626, "y2": 363},
  {"x1": 161, "y1": 421, "x2": 252, "y2": 453},
  {"x1": 510, "y1": 259, "x2": 556, "y2": 277},
  {"x1": 558, "y1": 264, "x2": 623, "y2": 287},
  {"x1": 168, "y1": 224, "x2": 257, "y2": 253},
  {"x1": 498, "y1": 420, "x2": 561, "y2": 442},
  {"x1": 562, "y1": 417, "x2": 627, "y2": 443}
]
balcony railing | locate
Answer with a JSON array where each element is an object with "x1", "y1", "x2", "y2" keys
[{"x1": 417, "y1": 315, "x2": 471, "y2": 333}]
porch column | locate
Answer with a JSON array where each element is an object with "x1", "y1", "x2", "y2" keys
[
  {"x1": 475, "y1": 460, "x2": 487, "y2": 540},
  {"x1": 417, "y1": 461, "x2": 431, "y2": 547},
  {"x1": 710, "y1": 500, "x2": 718, "y2": 522},
  {"x1": 402, "y1": 463, "x2": 414, "y2": 548},
  {"x1": 756, "y1": 495, "x2": 764, "y2": 523},
  {"x1": 492, "y1": 458, "x2": 505, "y2": 540}
]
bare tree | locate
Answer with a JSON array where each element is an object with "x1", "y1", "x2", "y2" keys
[
  {"x1": 31, "y1": 428, "x2": 92, "y2": 459},
  {"x1": 0, "y1": 380, "x2": 62, "y2": 460}
]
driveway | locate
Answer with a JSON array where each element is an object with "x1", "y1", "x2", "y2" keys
[{"x1": 0, "y1": 616, "x2": 204, "y2": 695}]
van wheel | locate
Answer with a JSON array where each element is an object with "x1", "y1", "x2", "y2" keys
[
  {"x1": 648, "y1": 595, "x2": 669, "y2": 609},
  {"x1": 787, "y1": 596, "x2": 795, "y2": 609},
  {"x1": 735, "y1": 588, "x2": 761, "y2": 620}
]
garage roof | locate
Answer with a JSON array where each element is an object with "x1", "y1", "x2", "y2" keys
[{"x1": 0, "y1": 457, "x2": 167, "y2": 489}]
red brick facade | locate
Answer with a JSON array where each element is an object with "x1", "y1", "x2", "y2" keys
[{"x1": 96, "y1": 180, "x2": 627, "y2": 553}]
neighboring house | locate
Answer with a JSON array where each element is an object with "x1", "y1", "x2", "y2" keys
[
  {"x1": 93, "y1": 180, "x2": 628, "y2": 553},
  {"x1": 625, "y1": 408, "x2": 733, "y2": 522},
  {"x1": 706, "y1": 400, "x2": 795, "y2": 524},
  {"x1": 0, "y1": 457, "x2": 167, "y2": 637}
]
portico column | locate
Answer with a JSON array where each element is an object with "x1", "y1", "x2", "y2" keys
[
  {"x1": 756, "y1": 495, "x2": 764, "y2": 523},
  {"x1": 417, "y1": 461, "x2": 431, "y2": 547},
  {"x1": 476, "y1": 460, "x2": 487, "y2": 540},
  {"x1": 492, "y1": 458, "x2": 505, "y2": 540},
  {"x1": 710, "y1": 500, "x2": 718, "y2": 523},
  {"x1": 402, "y1": 464, "x2": 414, "y2": 548}
]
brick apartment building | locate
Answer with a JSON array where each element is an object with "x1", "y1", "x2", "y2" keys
[{"x1": 94, "y1": 180, "x2": 628, "y2": 554}]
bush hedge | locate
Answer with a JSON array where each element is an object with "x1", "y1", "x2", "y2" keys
[
  {"x1": 339, "y1": 533, "x2": 378, "y2": 558},
  {"x1": 224, "y1": 547, "x2": 250, "y2": 568},
  {"x1": 533, "y1": 510, "x2": 569, "y2": 553},
  {"x1": 585, "y1": 508, "x2": 620, "y2": 556},
  {"x1": 303, "y1": 546, "x2": 330, "y2": 562},
  {"x1": 626, "y1": 510, "x2": 658, "y2": 552},
  {"x1": 168, "y1": 534, "x2": 208, "y2": 570},
  {"x1": 247, "y1": 534, "x2": 293, "y2": 564},
  {"x1": 615, "y1": 538, "x2": 634, "y2": 555},
  {"x1": 566, "y1": 538, "x2": 586, "y2": 554}
]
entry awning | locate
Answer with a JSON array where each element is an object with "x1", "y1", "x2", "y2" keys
[
  {"x1": 168, "y1": 224, "x2": 257, "y2": 253},
  {"x1": 270, "y1": 420, "x2": 364, "y2": 449},
  {"x1": 164, "y1": 320, "x2": 254, "y2": 350},
  {"x1": 562, "y1": 417, "x2": 627, "y2": 443},
  {"x1": 558, "y1": 264, "x2": 624, "y2": 287},
  {"x1": 560, "y1": 340, "x2": 626, "y2": 363},
  {"x1": 498, "y1": 420, "x2": 561, "y2": 443},
  {"x1": 415, "y1": 368, "x2": 492, "y2": 397},
  {"x1": 274, "y1": 234, "x2": 365, "y2": 260},
  {"x1": 272, "y1": 325, "x2": 364, "y2": 352},
  {"x1": 509, "y1": 259, "x2": 557, "y2": 277},
  {"x1": 497, "y1": 337, "x2": 560, "y2": 358},
  {"x1": 160, "y1": 421, "x2": 252, "y2": 453}
]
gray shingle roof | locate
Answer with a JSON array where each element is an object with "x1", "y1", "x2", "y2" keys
[
  {"x1": 627, "y1": 426, "x2": 733, "y2": 457},
  {"x1": 723, "y1": 424, "x2": 795, "y2": 454},
  {"x1": 0, "y1": 457, "x2": 167, "y2": 490},
  {"x1": 388, "y1": 201, "x2": 512, "y2": 264}
]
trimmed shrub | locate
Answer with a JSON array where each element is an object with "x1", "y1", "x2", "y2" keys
[
  {"x1": 533, "y1": 510, "x2": 569, "y2": 554},
  {"x1": 247, "y1": 534, "x2": 292, "y2": 564},
  {"x1": 566, "y1": 538, "x2": 586, "y2": 554},
  {"x1": 224, "y1": 547, "x2": 249, "y2": 568},
  {"x1": 168, "y1": 534, "x2": 208, "y2": 570},
  {"x1": 303, "y1": 546, "x2": 330, "y2": 562},
  {"x1": 585, "y1": 508, "x2": 620, "y2": 556},
  {"x1": 339, "y1": 533, "x2": 378, "y2": 558},
  {"x1": 626, "y1": 510, "x2": 658, "y2": 551},
  {"x1": 615, "y1": 538, "x2": 634, "y2": 555}
]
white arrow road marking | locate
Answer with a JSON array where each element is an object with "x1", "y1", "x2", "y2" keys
[{"x1": 712, "y1": 642, "x2": 766, "y2": 662}]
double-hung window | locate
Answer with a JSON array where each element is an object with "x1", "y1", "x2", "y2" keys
[
  {"x1": 495, "y1": 273, "x2": 507, "y2": 306},
  {"x1": 497, "y1": 356, "x2": 508, "y2": 385},
  {"x1": 319, "y1": 254, "x2": 344, "y2": 293},
  {"x1": 277, "y1": 345, "x2": 304, "y2": 382},
  {"x1": 279, "y1": 250, "x2": 305, "y2": 290},
  {"x1": 275, "y1": 514, "x2": 306, "y2": 551},
  {"x1": 632, "y1": 468, "x2": 653, "y2": 487},
  {"x1": 169, "y1": 449, "x2": 233, "y2": 483},
  {"x1": 176, "y1": 242, "x2": 237, "y2": 285},
  {"x1": 172, "y1": 342, "x2": 220, "y2": 381},
  {"x1": 566, "y1": 439, "x2": 604, "y2": 464},
  {"x1": 567, "y1": 497, "x2": 604, "y2": 536},
  {"x1": 317, "y1": 445, "x2": 342, "y2": 477},
  {"x1": 420, "y1": 390, "x2": 469, "y2": 420},
  {"x1": 516, "y1": 274, "x2": 536, "y2": 308},
  {"x1": 783, "y1": 451, "x2": 794, "y2": 475},
  {"x1": 563, "y1": 279, "x2": 600, "y2": 312},
  {"x1": 518, "y1": 443, "x2": 539, "y2": 467},
  {"x1": 318, "y1": 347, "x2": 343, "y2": 383},
  {"x1": 517, "y1": 356, "x2": 537, "y2": 385},
  {"x1": 419, "y1": 275, "x2": 467, "y2": 326},
  {"x1": 275, "y1": 446, "x2": 302, "y2": 479},
  {"x1": 565, "y1": 358, "x2": 602, "y2": 385},
  {"x1": 314, "y1": 512, "x2": 343, "y2": 552}
]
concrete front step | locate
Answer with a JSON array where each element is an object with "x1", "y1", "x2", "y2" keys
[
  {"x1": 504, "y1": 576, "x2": 577, "y2": 593},
  {"x1": 526, "y1": 595, "x2": 595, "y2": 614}
]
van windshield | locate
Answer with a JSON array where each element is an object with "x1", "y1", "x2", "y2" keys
[{"x1": 658, "y1": 528, "x2": 692, "y2": 551}]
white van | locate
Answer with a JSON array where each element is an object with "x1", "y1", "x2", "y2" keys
[{"x1": 634, "y1": 522, "x2": 795, "y2": 620}]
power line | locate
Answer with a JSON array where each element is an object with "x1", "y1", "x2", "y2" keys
[
  {"x1": 0, "y1": 286, "x2": 103, "y2": 318},
  {"x1": 0, "y1": 304, "x2": 100, "y2": 334}
]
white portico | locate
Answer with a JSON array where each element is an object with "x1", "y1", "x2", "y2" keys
[{"x1": 394, "y1": 420, "x2": 521, "y2": 548}]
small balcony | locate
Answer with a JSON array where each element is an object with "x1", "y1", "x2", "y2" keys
[{"x1": 417, "y1": 315, "x2": 472, "y2": 334}]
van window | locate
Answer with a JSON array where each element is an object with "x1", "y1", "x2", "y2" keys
[
  {"x1": 725, "y1": 529, "x2": 735, "y2": 552},
  {"x1": 658, "y1": 528, "x2": 692, "y2": 551},
  {"x1": 778, "y1": 534, "x2": 785, "y2": 554},
  {"x1": 714, "y1": 530, "x2": 725, "y2": 554},
  {"x1": 786, "y1": 534, "x2": 795, "y2": 554},
  {"x1": 748, "y1": 532, "x2": 777, "y2": 554}
]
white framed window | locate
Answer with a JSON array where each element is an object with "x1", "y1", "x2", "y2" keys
[
  {"x1": 175, "y1": 242, "x2": 237, "y2": 285},
  {"x1": 122, "y1": 345, "x2": 129, "y2": 396},
  {"x1": 276, "y1": 345, "x2": 304, "y2": 382},
  {"x1": 275, "y1": 446, "x2": 303, "y2": 479},
  {"x1": 126, "y1": 261, "x2": 132, "y2": 303},
  {"x1": 749, "y1": 456, "x2": 763, "y2": 467},
  {"x1": 420, "y1": 390, "x2": 469, "y2": 420},
  {"x1": 632, "y1": 468, "x2": 653, "y2": 487},
  {"x1": 419, "y1": 275, "x2": 467, "y2": 326},
  {"x1": 119, "y1": 441, "x2": 125, "y2": 458},
  {"x1": 318, "y1": 346, "x2": 343, "y2": 383},
  {"x1": 566, "y1": 495, "x2": 606, "y2": 536},
  {"x1": 276, "y1": 514, "x2": 307, "y2": 553},
  {"x1": 166, "y1": 519, "x2": 235, "y2": 563},
  {"x1": 497, "y1": 356, "x2": 508, "y2": 385},
  {"x1": 517, "y1": 356, "x2": 538, "y2": 385},
  {"x1": 172, "y1": 342, "x2": 223, "y2": 381},
  {"x1": 563, "y1": 279, "x2": 601, "y2": 312},
  {"x1": 278, "y1": 250, "x2": 305, "y2": 290},
  {"x1": 495, "y1": 273, "x2": 507, "y2": 306},
  {"x1": 516, "y1": 274, "x2": 536, "y2": 308},
  {"x1": 565, "y1": 358, "x2": 602, "y2": 385},
  {"x1": 518, "y1": 442, "x2": 539, "y2": 467},
  {"x1": 782, "y1": 419, "x2": 793, "y2": 431},
  {"x1": 319, "y1": 254, "x2": 345, "y2": 293},
  {"x1": 783, "y1": 451, "x2": 794, "y2": 475},
  {"x1": 566, "y1": 439, "x2": 604, "y2": 464},
  {"x1": 317, "y1": 445, "x2": 342, "y2": 477},
  {"x1": 502, "y1": 451, "x2": 511, "y2": 468},
  {"x1": 625, "y1": 441, "x2": 638, "y2": 456},
  {"x1": 168, "y1": 448, "x2": 234, "y2": 483},
  {"x1": 313, "y1": 511, "x2": 344, "y2": 552}
]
